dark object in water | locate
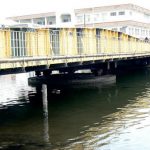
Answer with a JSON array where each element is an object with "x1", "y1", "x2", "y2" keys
[{"x1": 28, "y1": 73, "x2": 116, "y2": 88}]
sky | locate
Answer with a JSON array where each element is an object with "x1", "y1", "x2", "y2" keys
[{"x1": 1, "y1": 0, "x2": 150, "y2": 19}]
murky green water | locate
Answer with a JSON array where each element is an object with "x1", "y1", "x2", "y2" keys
[{"x1": 1, "y1": 70, "x2": 150, "y2": 150}]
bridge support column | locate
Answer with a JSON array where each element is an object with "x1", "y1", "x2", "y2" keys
[
  {"x1": 111, "y1": 61, "x2": 118, "y2": 74},
  {"x1": 92, "y1": 69, "x2": 103, "y2": 76},
  {"x1": 107, "y1": 62, "x2": 110, "y2": 70},
  {"x1": 104, "y1": 62, "x2": 110, "y2": 74},
  {"x1": 147, "y1": 58, "x2": 150, "y2": 65},
  {"x1": 103, "y1": 61, "x2": 117, "y2": 75},
  {"x1": 42, "y1": 84, "x2": 49, "y2": 143},
  {"x1": 114, "y1": 61, "x2": 117, "y2": 68},
  {"x1": 67, "y1": 69, "x2": 75, "y2": 75},
  {"x1": 43, "y1": 70, "x2": 52, "y2": 77},
  {"x1": 35, "y1": 71, "x2": 41, "y2": 77}
]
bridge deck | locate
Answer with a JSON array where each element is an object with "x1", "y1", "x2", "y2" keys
[{"x1": 0, "y1": 28, "x2": 150, "y2": 73}]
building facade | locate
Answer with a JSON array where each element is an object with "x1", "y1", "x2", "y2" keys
[
  {"x1": 75, "y1": 4, "x2": 150, "y2": 39},
  {"x1": 8, "y1": 3, "x2": 150, "y2": 39},
  {"x1": 8, "y1": 11, "x2": 75, "y2": 28}
]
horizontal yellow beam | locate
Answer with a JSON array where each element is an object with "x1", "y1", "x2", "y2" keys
[{"x1": 1, "y1": 53, "x2": 150, "y2": 69}]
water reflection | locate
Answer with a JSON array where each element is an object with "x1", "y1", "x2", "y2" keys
[
  {"x1": 0, "y1": 70, "x2": 150, "y2": 149},
  {"x1": 0, "y1": 73, "x2": 35, "y2": 108}
]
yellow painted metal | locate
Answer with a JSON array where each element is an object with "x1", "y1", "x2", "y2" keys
[
  {"x1": 0, "y1": 30, "x2": 5, "y2": 58},
  {"x1": 72, "y1": 28, "x2": 78, "y2": 55},
  {"x1": 66, "y1": 28, "x2": 78, "y2": 56},
  {"x1": 104, "y1": 29, "x2": 109, "y2": 53},
  {"x1": 84, "y1": 28, "x2": 96, "y2": 55},
  {"x1": 109, "y1": 31, "x2": 118, "y2": 54},
  {"x1": 59, "y1": 28, "x2": 65, "y2": 56},
  {"x1": 107, "y1": 30, "x2": 113, "y2": 53},
  {"x1": 5, "y1": 31, "x2": 11, "y2": 57},
  {"x1": 26, "y1": 31, "x2": 32, "y2": 56},
  {"x1": 120, "y1": 33, "x2": 129, "y2": 53},
  {"x1": 59, "y1": 28, "x2": 78, "y2": 56},
  {"x1": 0, "y1": 30, "x2": 11, "y2": 58},
  {"x1": 26, "y1": 30, "x2": 45, "y2": 57},
  {"x1": 0, "y1": 31, "x2": 5, "y2": 58},
  {"x1": 1, "y1": 27, "x2": 150, "y2": 70},
  {"x1": 36, "y1": 29, "x2": 50, "y2": 56},
  {"x1": 100, "y1": 29, "x2": 106, "y2": 53},
  {"x1": 44, "y1": 29, "x2": 51, "y2": 56}
]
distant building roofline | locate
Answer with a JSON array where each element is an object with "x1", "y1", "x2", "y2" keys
[
  {"x1": 7, "y1": 12, "x2": 56, "y2": 20},
  {"x1": 75, "y1": 3, "x2": 150, "y2": 15}
]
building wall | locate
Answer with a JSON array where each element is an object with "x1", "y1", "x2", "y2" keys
[{"x1": 75, "y1": 9, "x2": 150, "y2": 25}]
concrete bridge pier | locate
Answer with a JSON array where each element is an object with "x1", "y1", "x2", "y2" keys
[
  {"x1": 110, "y1": 61, "x2": 118, "y2": 74},
  {"x1": 114, "y1": 61, "x2": 118, "y2": 69},
  {"x1": 43, "y1": 70, "x2": 52, "y2": 77},
  {"x1": 102, "y1": 61, "x2": 118, "y2": 75},
  {"x1": 100, "y1": 62, "x2": 111, "y2": 75},
  {"x1": 35, "y1": 71, "x2": 42, "y2": 77},
  {"x1": 42, "y1": 84, "x2": 49, "y2": 143},
  {"x1": 107, "y1": 62, "x2": 110, "y2": 71},
  {"x1": 92, "y1": 69, "x2": 103, "y2": 76}
]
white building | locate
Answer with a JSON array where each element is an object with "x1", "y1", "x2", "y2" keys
[
  {"x1": 75, "y1": 4, "x2": 150, "y2": 39},
  {"x1": 8, "y1": 3, "x2": 150, "y2": 39},
  {"x1": 8, "y1": 10, "x2": 75, "y2": 28}
]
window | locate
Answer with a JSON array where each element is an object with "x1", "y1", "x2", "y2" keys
[
  {"x1": 20, "y1": 19, "x2": 31, "y2": 23},
  {"x1": 135, "y1": 29, "x2": 139, "y2": 35},
  {"x1": 94, "y1": 14, "x2": 99, "y2": 22},
  {"x1": 76, "y1": 29, "x2": 84, "y2": 55},
  {"x1": 61, "y1": 14, "x2": 71, "y2": 23},
  {"x1": 110, "y1": 12, "x2": 116, "y2": 16},
  {"x1": 129, "y1": 28, "x2": 134, "y2": 35},
  {"x1": 144, "y1": 14, "x2": 150, "y2": 19},
  {"x1": 34, "y1": 18, "x2": 45, "y2": 25},
  {"x1": 119, "y1": 11, "x2": 125, "y2": 15},
  {"x1": 96, "y1": 29, "x2": 101, "y2": 53},
  {"x1": 63, "y1": 19, "x2": 70, "y2": 22},
  {"x1": 37, "y1": 21, "x2": 43, "y2": 25},
  {"x1": 11, "y1": 31, "x2": 26, "y2": 57},
  {"x1": 146, "y1": 30, "x2": 148, "y2": 36},
  {"x1": 48, "y1": 22, "x2": 53, "y2": 25},
  {"x1": 77, "y1": 16, "x2": 83, "y2": 23},
  {"x1": 85, "y1": 14, "x2": 91, "y2": 22},
  {"x1": 120, "y1": 26, "x2": 127, "y2": 33},
  {"x1": 50, "y1": 30, "x2": 60, "y2": 55},
  {"x1": 47, "y1": 16, "x2": 56, "y2": 25}
]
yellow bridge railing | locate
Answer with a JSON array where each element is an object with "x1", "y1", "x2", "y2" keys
[{"x1": 0, "y1": 28, "x2": 150, "y2": 69}]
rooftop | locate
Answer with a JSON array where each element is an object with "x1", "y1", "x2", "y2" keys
[
  {"x1": 8, "y1": 12, "x2": 56, "y2": 20},
  {"x1": 0, "y1": 18, "x2": 17, "y2": 27},
  {"x1": 75, "y1": 3, "x2": 150, "y2": 15}
]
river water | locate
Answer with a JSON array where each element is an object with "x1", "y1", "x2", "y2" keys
[{"x1": 0, "y1": 70, "x2": 150, "y2": 150}]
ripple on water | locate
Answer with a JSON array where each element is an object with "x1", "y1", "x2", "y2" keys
[{"x1": 1, "y1": 72, "x2": 150, "y2": 150}]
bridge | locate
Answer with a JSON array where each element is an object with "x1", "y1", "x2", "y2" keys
[{"x1": 0, "y1": 27, "x2": 150, "y2": 75}]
